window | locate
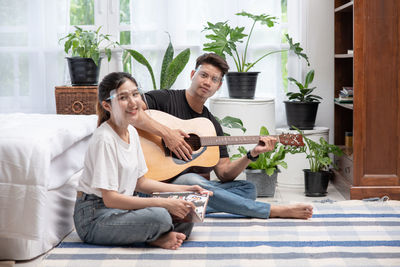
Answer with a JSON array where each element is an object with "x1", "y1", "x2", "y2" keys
[
  {"x1": 0, "y1": 0, "x2": 68, "y2": 113},
  {"x1": 0, "y1": 0, "x2": 304, "y2": 115},
  {"x1": 68, "y1": 0, "x2": 132, "y2": 75}
]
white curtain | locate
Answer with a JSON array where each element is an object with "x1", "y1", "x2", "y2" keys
[
  {"x1": 0, "y1": 0, "x2": 68, "y2": 114},
  {"x1": 130, "y1": 0, "x2": 281, "y2": 93},
  {"x1": 0, "y1": 0, "x2": 305, "y2": 123},
  {"x1": 130, "y1": 0, "x2": 304, "y2": 127}
]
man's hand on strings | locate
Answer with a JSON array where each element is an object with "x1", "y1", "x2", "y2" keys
[{"x1": 163, "y1": 129, "x2": 193, "y2": 161}]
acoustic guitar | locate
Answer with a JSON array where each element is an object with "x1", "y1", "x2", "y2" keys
[{"x1": 138, "y1": 109, "x2": 304, "y2": 181}]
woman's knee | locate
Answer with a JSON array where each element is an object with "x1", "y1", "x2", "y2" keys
[{"x1": 145, "y1": 207, "x2": 173, "y2": 227}]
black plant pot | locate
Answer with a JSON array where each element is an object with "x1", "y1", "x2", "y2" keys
[
  {"x1": 67, "y1": 57, "x2": 102, "y2": 86},
  {"x1": 284, "y1": 101, "x2": 320, "y2": 130},
  {"x1": 303, "y1": 169, "x2": 333, "y2": 197},
  {"x1": 226, "y1": 72, "x2": 260, "y2": 99}
]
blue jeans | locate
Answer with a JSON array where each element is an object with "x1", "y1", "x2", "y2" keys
[
  {"x1": 73, "y1": 193, "x2": 193, "y2": 246},
  {"x1": 171, "y1": 173, "x2": 271, "y2": 219}
]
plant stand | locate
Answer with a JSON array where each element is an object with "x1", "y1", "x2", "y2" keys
[
  {"x1": 245, "y1": 169, "x2": 278, "y2": 197},
  {"x1": 209, "y1": 97, "x2": 276, "y2": 152}
]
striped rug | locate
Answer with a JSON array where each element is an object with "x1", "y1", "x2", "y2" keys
[{"x1": 41, "y1": 200, "x2": 400, "y2": 267}]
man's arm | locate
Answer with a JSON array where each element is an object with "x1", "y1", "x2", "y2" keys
[
  {"x1": 213, "y1": 136, "x2": 277, "y2": 182},
  {"x1": 133, "y1": 97, "x2": 193, "y2": 160}
]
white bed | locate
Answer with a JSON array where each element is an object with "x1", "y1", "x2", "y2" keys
[{"x1": 0, "y1": 113, "x2": 97, "y2": 260}]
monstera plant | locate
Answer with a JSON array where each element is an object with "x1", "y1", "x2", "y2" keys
[{"x1": 202, "y1": 11, "x2": 309, "y2": 98}]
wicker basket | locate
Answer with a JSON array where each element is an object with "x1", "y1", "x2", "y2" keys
[{"x1": 55, "y1": 86, "x2": 98, "y2": 115}]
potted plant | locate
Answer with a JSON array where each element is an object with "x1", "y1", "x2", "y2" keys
[
  {"x1": 123, "y1": 34, "x2": 190, "y2": 90},
  {"x1": 284, "y1": 69, "x2": 322, "y2": 130},
  {"x1": 59, "y1": 26, "x2": 116, "y2": 85},
  {"x1": 203, "y1": 11, "x2": 309, "y2": 99},
  {"x1": 296, "y1": 128, "x2": 343, "y2": 197},
  {"x1": 232, "y1": 126, "x2": 303, "y2": 197}
]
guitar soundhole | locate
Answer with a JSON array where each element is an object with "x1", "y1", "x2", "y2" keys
[{"x1": 185, "y1": 134, "x2": 201, "y2": 151}]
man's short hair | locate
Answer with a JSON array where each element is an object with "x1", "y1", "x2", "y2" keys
[{"x1": 195, "y1": 53, "x2": 229, "y2": 77}]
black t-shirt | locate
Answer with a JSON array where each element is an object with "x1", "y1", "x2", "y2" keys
[{"x1": 144, "y1": 89, "x2": 229, "y2": 158}]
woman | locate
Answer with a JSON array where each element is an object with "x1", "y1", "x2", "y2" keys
[{"x1": 73, "y1": 72, "x2": 210, "y2": 250}]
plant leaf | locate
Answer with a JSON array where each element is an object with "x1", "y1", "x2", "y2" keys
[
  {"x1": 288, "y1": 77, "x2": 304, "y2": 89},
  {"x1": 162, "y1": 48, "x2": 190, "y2": 89},
  {"x1": 259, "y1": 126, "x2": 270, "y2": 136},
  {"x1": 304, "y1": 69, "x2": 315, "y2": 88},
  {"x1": 219, "y1": 116, "x2": 246, "y2": 133},
  {"x1": 125, "y1": 49, "x2": 157, "y2": 90},
  {"x1": 286, "y1": 34, "x2": 310, "y2": 66},
  {"x1": 265, "y1": 167, "x2": 275, "y2": 176},
  {"x1": 104, "y1": 48, "x2": 112, "y2": 62},
  {"x1": 203, "y1": 21, "x2": 246, "y2": 59},
  {"x1": 236, "y1": 11, "x2": 278, "y2": 28},
  {"x1": 160, "y1": 33, "x2": 174, "y2": 89}
]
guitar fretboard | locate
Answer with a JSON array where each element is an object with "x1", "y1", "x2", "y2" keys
[{"x1": 200, "y1": 135, "x2": 279, "y2": 146}]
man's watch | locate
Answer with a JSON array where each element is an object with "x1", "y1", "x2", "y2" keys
[{"x1": 246, "y1": 150, "x2": 259, "y2": 162}]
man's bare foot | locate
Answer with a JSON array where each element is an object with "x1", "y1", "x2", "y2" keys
[
  {"x1": 149, "y1": 232, "x2": 186, "y2": 250},
  {"x1": 269, "y1": 203, "x2": 313, "y2": 219}
]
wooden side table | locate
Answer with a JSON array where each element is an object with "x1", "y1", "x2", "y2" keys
[{"x1": 55, "y1": 86, "x2": 98, "y2": 115}]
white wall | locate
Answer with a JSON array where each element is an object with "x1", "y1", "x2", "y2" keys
[{"x1": 302, "y1": 0, "x2": 335, "y2": 143}]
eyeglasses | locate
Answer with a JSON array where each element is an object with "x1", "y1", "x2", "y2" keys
[
  {"x1": 196, "y1": 70, "x2": 223, "y2": 84},
  {"x1": 106, "y1": 88, "x2": 142, "y2": 102}
]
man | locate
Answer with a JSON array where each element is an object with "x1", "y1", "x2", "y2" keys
[{"x1": 135, "y1": 53, "x2": 313, "y2": 219}]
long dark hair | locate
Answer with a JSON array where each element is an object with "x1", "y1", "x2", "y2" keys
[{"x1": 96, "y1": 72, "x2": 137, "y2": 127}]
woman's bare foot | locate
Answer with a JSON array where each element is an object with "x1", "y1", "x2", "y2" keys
[
  {"x1": 149, "y1": 232, "x2": 186, "y2": 250},
  {"x1": 269, "y1": 203, "x2": 313, "y2": 219}
]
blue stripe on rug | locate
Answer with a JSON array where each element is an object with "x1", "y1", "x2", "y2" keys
[
  {"x1": 206, "y1": 213, "x2": 400, "y2": 219},
  {"x1": 45, "y1": 252, "x2": 400, "y2": 260},
  {"x1": 200, "y1": 221, "x2": 400, "y2": 227},
  {"x1": 58, "y1": 240, "x2": 400, "y2": 249},
  {"x1": 182, "y1": 240, "x2": 400, "y2": 247},
  {"x1": 313, "y1": 213, "x2": 400, "y2": 218}
]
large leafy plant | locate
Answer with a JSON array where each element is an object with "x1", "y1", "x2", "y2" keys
[
  {"x1": 215, "y1": 116, "x2": 247, "y2": 136},
  {"x1": 232, "y1": 126, "x2": 303, "y2": 175},
  {"x1": 59, "y1": 26, "x2": 116, "y2": 65},
  {"x1": 286, "y1": 69, "x2": 322, "y2": 102},
  {"x1": 124, "y1": 34, "x2": 190, "y2": 90},
  {"x1": 202, "y1": 11, "x2": 309, "y2": 72},
  {"x1": 295, "y1": 128, "x2": 343, "y2": 172}
]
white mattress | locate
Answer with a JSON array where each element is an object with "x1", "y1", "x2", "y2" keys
[{"x1": 0, "y1": 113, "x2": 97, "y2": 260}]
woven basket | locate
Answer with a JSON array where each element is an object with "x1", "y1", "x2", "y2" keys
[{"x1": 55, "y1": 86, "x2": 97, "y2": 115}]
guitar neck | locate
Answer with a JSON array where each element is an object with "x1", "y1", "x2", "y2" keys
[{"x1": 200, "y1": 135, "x2": 280, "y2": 146}]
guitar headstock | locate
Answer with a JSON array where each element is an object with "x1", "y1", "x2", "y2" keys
[{"x1": 278, "y1": 133, "x2": 304, "y2": 147}]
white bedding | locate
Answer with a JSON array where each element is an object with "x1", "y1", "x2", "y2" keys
[{"x1": 0, "y1": 113, "x2": 97, "y2": 243}]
